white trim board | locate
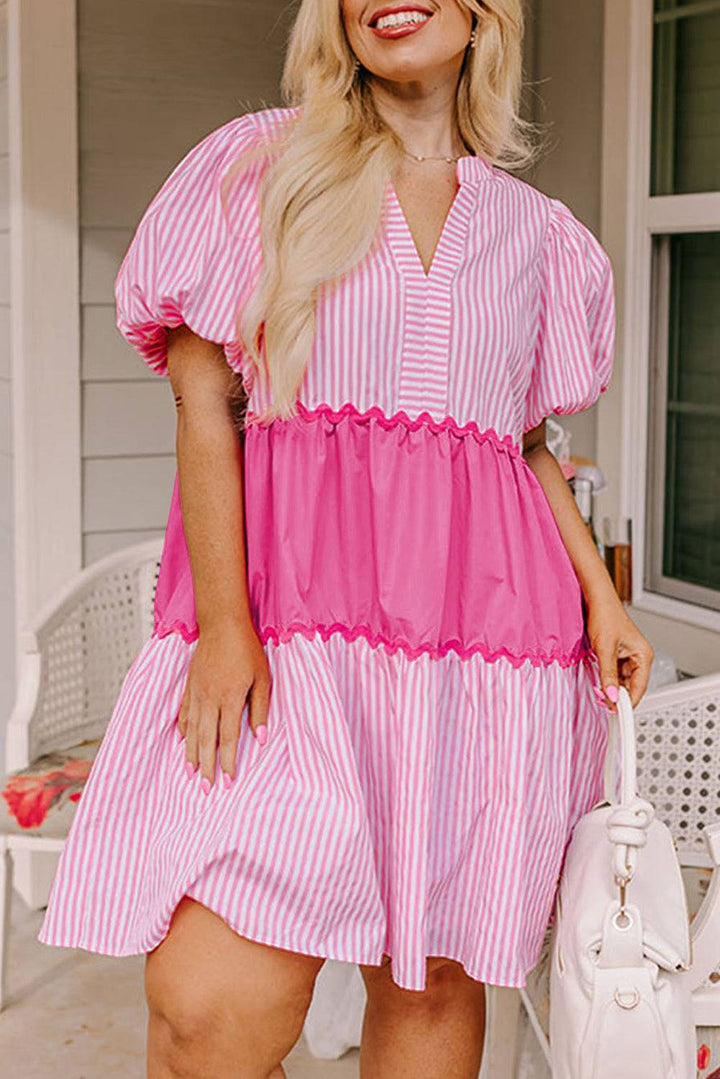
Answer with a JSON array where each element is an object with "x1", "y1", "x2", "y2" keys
[
  {"x1": 7, "y1": 0, "x2": 80, "y2": 908},
  {"x1": 9, "y1": 0, "x2": 81, "y2": 640}
]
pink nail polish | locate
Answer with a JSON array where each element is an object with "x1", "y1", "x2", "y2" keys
[
  {"x1": 201, "y1": 777, "x2": 211, "y2": 795},
  {"x1": 605, "y1": 684, "x2": 619, "y2": 703},
  {"x1": 222, "y1": 771, "x2": 232, "y2": 789},
  {"x1": 185, "y1": 760, "x2": 195, "y2": 779},
  {"x1": 256, "y1": 724, "x2": 268, "y2": 746}
]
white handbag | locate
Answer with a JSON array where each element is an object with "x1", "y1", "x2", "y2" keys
[{"x1": 548, "y1": 685, "x2": 696, "y2": 1078}]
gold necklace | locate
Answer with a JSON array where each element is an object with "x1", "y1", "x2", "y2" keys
[{"x1": 402, "y1": 148, "x2": 463, "y2": 164}]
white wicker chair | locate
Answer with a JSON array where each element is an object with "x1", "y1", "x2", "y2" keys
[
  {"x1": 505, "y1": 671, "x2": 720, "y2": 1079},
  {"x1": 0, "y1": 537, "x2": 164, "y2": 1010}
]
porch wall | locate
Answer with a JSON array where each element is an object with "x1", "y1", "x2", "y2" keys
[
  {"x1": 78, "y1": 0, "x2": 291, "y2": 564},
  {"x1": 527, "y1": 0, "x2": 607, "y2": 463}
]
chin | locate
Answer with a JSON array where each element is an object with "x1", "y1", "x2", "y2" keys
[{"x1": 368, "y1": 48, "x2": 450, "y2": 82}]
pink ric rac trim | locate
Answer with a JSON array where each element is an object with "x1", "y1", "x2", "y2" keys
[
  {"x1": 151, "y1": 615, "x2": 592, "y2": 668},
  {"x1": 257, "y1": 621, "x2": 593, "y2": 668},
  {"x1": 152, "y1": 619, "x2": 199, "y2": 645},
  {"x1": 252, "y1": 399, "x2": 525, "y2": 458}
]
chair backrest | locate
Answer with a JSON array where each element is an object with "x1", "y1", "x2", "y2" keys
[
  {"x1": 634, "y1": 673, "x2": 720, "y2": 869},
  {"x1": 27, "y1": 539, "x2": 164, "y2": 761}
]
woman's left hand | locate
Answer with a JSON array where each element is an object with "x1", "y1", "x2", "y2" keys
[{"x1": 586, "y1": 592, "x2": 655, "y2": 710}]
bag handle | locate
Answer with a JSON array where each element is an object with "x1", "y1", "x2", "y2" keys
[
  {"x1": 602, "y1": 685, "x2": 638, "y2": 806},
  {"x1": 602, "y1": 686, "x2": 655, "y2": 883}
]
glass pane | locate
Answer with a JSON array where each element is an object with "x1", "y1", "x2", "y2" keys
[
  {"x1": 663, "y1": 414, "x2": 720, "y2": 589},
  {"x1": 661, "y1": 233, "x2": 720, "y2": 592},
  {"x1": 652, "y1": 2, "x2": 720, "y2": 195}
]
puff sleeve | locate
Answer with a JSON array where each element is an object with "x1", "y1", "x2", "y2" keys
[
  {"x1": 114, "y1": 112, "x2": 263, "y2": 381},
  {"x1": 523, "y1": 196, "x2": 616, "y2": 433}
]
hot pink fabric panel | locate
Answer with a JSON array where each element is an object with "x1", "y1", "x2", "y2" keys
[
  {"x1": 152, "y1": 471, "x2": 196, "y2": 642},
  {"x1": 154, "y1": 402, "x2": 590, "y2": 667}
]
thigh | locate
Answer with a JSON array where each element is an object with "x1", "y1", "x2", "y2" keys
[{"x1": 146, "y1": 896, "x2": 325, "y2": 1052}]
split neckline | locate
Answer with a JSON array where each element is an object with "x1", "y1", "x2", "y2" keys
[{"x1": 385, "y1": 155, "x2": 493, "y2": 282}]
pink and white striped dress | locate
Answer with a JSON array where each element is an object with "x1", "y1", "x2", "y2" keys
[{"x1": 38, "y1": 104, "x2": 616, "y2": 992}]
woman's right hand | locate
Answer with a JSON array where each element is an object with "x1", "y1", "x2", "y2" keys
[{"x1": 177, "y1": 617, "x2": 272, "y2": 792}]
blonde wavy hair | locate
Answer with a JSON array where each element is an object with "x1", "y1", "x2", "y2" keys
[{"x1": 222, "y1": 0, "x2": 543, "y2": 427}]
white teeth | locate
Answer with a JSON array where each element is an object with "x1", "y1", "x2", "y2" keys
[{"x1": 374, "y1": 10, "x2": 430, "y2": 30}]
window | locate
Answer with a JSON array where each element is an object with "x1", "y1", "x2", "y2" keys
[{"x1": 645, "y1": 0, "x2": 720, "y2": 614}]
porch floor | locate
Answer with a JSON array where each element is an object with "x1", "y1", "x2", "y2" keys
[{"x1": 2, "y1": 888, "x2": 359, "y2": 1077}]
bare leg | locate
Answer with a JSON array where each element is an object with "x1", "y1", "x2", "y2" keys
[
  {"x1": 145, "y1": 896, "x2": 324, "y2": 1078},
  {"x1": 358, "y1": 954, "x2": 486, "y2": 1079}
]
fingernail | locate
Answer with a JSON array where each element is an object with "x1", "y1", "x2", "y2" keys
[
  {"x1": 605, "y1": 684, "x2": 619, "y2": 703},
  {"x1": 185, "y1": 760, "x2": 196, "y2": 779},
  {"x1": 201, "y1": 777, "x2": 211, "y2": 795},
  {"x1": 256, "y1": 724, "x2": 268, "y2": 746},
  {"x1": 222, "y1": 771, "x2": 232, "y2": 789}
]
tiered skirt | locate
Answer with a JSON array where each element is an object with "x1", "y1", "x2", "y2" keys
[{"x1": 38, "y1": 403, "x2": 609, "y2": 991}]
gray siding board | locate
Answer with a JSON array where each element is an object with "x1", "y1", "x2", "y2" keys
[
  {"x1": 81, "y1": 227, "x2": 133, "y2": 306},
  {"x1": 82, "y1": 304, "x2": 158, "y2": 382},
  {"x1": 84, "y1": 528, "x2": 164, "y2": 564},
  {"x1": 82, "y1": 381, "x2": 175, "y2": 458},
  {"x1": 83, "y1": 455, "x2": 176, "y2": 532}
]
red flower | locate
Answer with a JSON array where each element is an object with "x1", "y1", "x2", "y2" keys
[
  {"x1": 698, "y1": 1043, "x2": 711, "y2": 1071},
  {"x1": 2, "y1": 759, "x2": 92, "y2": 828}
]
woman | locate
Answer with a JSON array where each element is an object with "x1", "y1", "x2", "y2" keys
[{"x1": 39, "y1": 0, "x2": 654, "y2": 1075}]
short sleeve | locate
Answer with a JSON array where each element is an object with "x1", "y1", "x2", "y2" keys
[
  {"x1": 114, "y1": 112, "x2": 264, "y2": 379},
  {"x1": 523, "y1": 196, "x2": 616, "y2": 433}
]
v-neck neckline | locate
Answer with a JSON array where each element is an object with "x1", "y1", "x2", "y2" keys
[{"x1": 385, "y1": 154, "x2": 493, "y2": 282}]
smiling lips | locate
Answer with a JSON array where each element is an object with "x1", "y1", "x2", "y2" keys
[{"x1": 369, "y1": 5, "x2": 434, "y2": 38}]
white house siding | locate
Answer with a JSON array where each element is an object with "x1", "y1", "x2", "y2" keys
[
  {"x1": 527, "y1": 0, "x2": 607, "y2": 463},
  {"x1": 78, "y1": 0, "x2": 291, "y2": 564},
  {"x1": 0, "y1": 2, "x2": 14, "y2": 754}
]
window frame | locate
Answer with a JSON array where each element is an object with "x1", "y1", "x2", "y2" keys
[{"x1": 601, "y1": 0, "x2": 720, "y2": 633}]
